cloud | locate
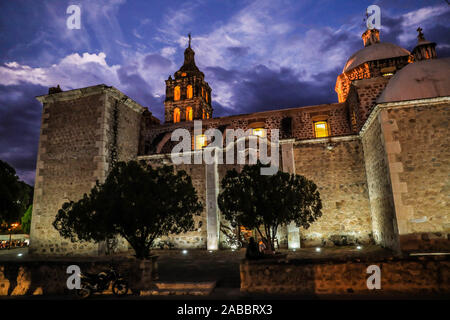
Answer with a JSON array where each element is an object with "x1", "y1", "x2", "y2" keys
[{"x1": 0, "y1": 82, "x2": 46, "y2": 185}]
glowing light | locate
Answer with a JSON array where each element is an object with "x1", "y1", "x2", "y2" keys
[
  {"x1": 17, "y1": 253, "x2": 22, "y2": 257},
  {"x1": 174, "y1": 86, "x2": 181, "y2": 101},
  {"x1": 182, "y1": 250, "x2": 188, "y2": 254},
  {"x1": 314, "y1": 121, "x2": 328, "y2": 138},
  {"x1": 357, "y1": 246, "x2": 362, "y2": 250},
  {"x1": 315, "y1": 247, "x2": 321, "y2": 252},
  {"x1": 195, "y1": 134, "x2": 207, "y2": 150},
  {"x1": 252, "y1": 128, "x2": 266, "y2": 138}
]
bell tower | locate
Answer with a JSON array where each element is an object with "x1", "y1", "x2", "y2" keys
[{"x1": 164, "y1": 34, "x2": 213, "y2": 123}]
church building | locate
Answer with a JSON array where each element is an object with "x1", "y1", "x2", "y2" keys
[{"x1": 29, "y1": 27, "x2": 450, "y2": 255}]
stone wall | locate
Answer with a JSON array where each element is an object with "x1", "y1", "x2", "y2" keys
[
  {"x1": 380, "y1": 100, "x2": 450, "y2": 251},
  {"x1": 361, "y1": 110, "x2": 399, "y2": 251},
  {"x1": 30, "y1": 85, "x2": 145, "y2": 256},
  {"x1": 0, "y1": 258, "x2": 145, "y2": 296},
  {"x1": 240, "y1": 257, "x2": 450, "y2": 295},
  {"x1": 292, "y1": 136, "x2": 373, "y2": 247}
]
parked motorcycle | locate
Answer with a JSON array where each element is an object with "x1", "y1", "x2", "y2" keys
[{"x1": 76, "y1": 265, "x2": 129, "y2": 299}]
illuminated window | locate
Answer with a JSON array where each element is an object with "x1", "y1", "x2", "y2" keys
[
  {"x1": 181, "y1": 72, "x2": 187, "y2": 77},
  {"x1": 174, "y1": 86, "x2": 181, "y2": 101},
  {"x1": 187, "y1": 85, "x2": 193, "y2": 99},
  {"x1": 173, "y1": 108, "x2": 180, "y2": 123},
  {"x1": 314, "y1": 121, "x2": 329, "y2": 138},
  {"x1": 202, "y1": 109, "x2": 206, "y2": 119},
  {"x1": 201, "y1": 87, "x2": 205, "y2": 98},
  {"x1": 205, "y1": 91, "x2": 208, "y2": 102},
  {"x1": 252, "y1": 128, "x2": 266, "y2": 138},
  {"x1": 382, "y1": 72, "x2": 394, "y2": 77},
  {"x1": 195, "y1": 134, "x2": 207, "y2": 150},
  {"x1": 206, "y1": 112, "x2": 210, "y2": 119},
  {"x1": 186, "y1": 107, "x2": 193, "y2": 121}
]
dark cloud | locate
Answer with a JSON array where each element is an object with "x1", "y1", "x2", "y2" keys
[
  {"x1": 0, "y1": 82, "x2": 46, "y2": 185},
  {"x1": 226, "y1": 46, "x2": 250, "y2": 57},
  {"x1": 143, "y1": 54, "x2": 172, "y2": 69},
  {"x1": 116, "y1": 65, "x2": 165, "y2": 119},
  {"x1": 208, "y1": 64, "x2": 339, "y2": 117}
]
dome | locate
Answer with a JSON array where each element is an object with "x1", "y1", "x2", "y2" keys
[
  {"x1": 377, "y1": 58, "x2": 450, "y2": 103},
  {"x1": 343, "y1": 42, "x2": 410, "y2": 73}
]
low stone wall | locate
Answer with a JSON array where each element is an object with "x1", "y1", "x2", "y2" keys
[
  {"x1": 0, "y1": 258, "x2": 153, "y2": 296},
  {"x1": 240, "y1": 256, "x2": 450, "y2": 295}
]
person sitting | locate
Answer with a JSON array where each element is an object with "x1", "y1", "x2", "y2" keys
[{"x1": 246, "y1": 237, "x2": 262, "y2": 260}]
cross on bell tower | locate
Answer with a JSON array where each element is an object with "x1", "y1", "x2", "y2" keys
[{"x1": 164, "y1": 33, "x2": 213, "y2": 123}]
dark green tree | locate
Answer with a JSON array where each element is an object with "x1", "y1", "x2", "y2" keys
[
  {"x1": 53, "y1": 161, "x2": 203, "y2": 259},
  {"x1": 218, "y1": 162, "x2": 323, "y2": 252},
  {"x1": 21, "y1": 205, "x2": 33, "y2": 234},
  {"x1": 0, "y1": 159, "x2": 33, "y2": 226}
]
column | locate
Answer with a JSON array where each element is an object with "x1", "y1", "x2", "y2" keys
[{"x1": 281, "y1": 140, "x2": 301, "y2": 249}]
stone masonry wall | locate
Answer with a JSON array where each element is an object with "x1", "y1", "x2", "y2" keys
[
  {"x1": 382, "y1": 102, "x2": 450, "y2": 251},
  {"x1": 361, "y1": 111, "x2": 399, "y2": 251},
  {"x1": 292, "y1": 137, "x2": 373, "y2": 247},
  {"x1": 30, "y1": 92, "x2": 106, "y2": 256},
  {"x1": 240, "y1": 256, "x2": 450, "y2": 295},
  {"x1": 30, "y1": 86, "x2": 145, "y2": 256}
]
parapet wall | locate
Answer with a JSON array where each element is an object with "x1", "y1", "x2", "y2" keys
[{"x1": 240, "y1": 257, "x2": 450, "y2": 295}]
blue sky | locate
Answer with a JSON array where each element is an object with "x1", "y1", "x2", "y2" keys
[{"x1": 0, "y1": 0, "x2": 449, "y2": 184}]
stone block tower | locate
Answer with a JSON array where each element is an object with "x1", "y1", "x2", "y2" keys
[
  {"x1": 30, "y1": 84, "x2": 146, "y2": 255},
  {"x1": 164, "y1": 34, "x2": 212, "y2": 123}
]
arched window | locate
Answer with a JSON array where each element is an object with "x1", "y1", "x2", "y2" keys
[
  {"x1": 186, "y1": 107, "x2": 193, "y2": 121},
  {"x1": 174, "y1": 86, "x2": 181, "y2": 101},
  {"x1": 201, "y1": 87, "x2": 205, "y2": 98},
  {"x1": 187, "y1": 85, "x2": 193, "y2": 99},
  {"x1": 173, "y1": 108, "x2": 180, "y2": 123},
  {"x1": 205, "y1": 91, "x2": 208, "y2": 102},
  {"x1": 202, "y1": 109, "x2": 206, "y2": 119}
]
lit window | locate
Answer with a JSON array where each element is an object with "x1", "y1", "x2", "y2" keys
[
  {"x1": 252, "y1": 128, "x2": 266, "y2": 138},
  {"x1": 206, "y1": 112, "x2": 210, "y2": 119},
  {"x1": 186, "y1": 107, "x2": 193, "y2": 121},
  {"x1": 181, "y1": 72, "x2": 187, "y2": 77},
  {"x1": 174, "y1": 86, "x2": 181, "y2": 101},
  {"x1": 173, "y1": 108, "x2": 180, "y2": 123},
  {"x1": 187, "y1": 85, "x2": 193, "y2": 99},
  {"x1": 314, "y1": 121, "x2": 328, "y2": 138},
  {"x1": 382, "y1": 73, "x2": 394, "y2": 77},
  {"x1": 205, "y1": 91, "x2": 208, "y2": 102},
  {"x1": 195, "y1": 134, "x2": 207, "y2": 150},
  {"x1": 202, "y1": 109, "x2": 206, "y2": 119}
]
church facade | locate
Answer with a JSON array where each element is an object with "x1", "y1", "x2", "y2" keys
[{"x1": 29, "y1": 28, "x2": 450, "y2": 256}]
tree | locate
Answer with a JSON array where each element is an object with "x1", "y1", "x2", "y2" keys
[
  {"x1": 0, "y1": 159, "x2": 33, "y2": 225},
  {"x1": 218, "y1": 162, "x2": 322, "y2": 252},
  {"x1": 53, "y1": 161, "x2": 203, "y2": 259},
  {"x1": 21, "y1": 205, "x2": 33, "y2": 234}
]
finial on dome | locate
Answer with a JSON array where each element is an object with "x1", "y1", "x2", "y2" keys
[
  {"x1": 417, "y1": 27, "x2": 425, "y2": 42},
  {"x1": 188, "y1": 33, "x2": 191, "y2": 48}
]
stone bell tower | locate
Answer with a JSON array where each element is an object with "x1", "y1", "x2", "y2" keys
[{"x1": 164, "y1": 34, "x2": 212, "y2": 123}]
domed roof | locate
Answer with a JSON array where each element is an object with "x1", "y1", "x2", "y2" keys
[
  {"x1": 377, "y1": 58, "x2": 450, "y2": 103},
  {"x1": 343, "y1": 42, "x2": 410, "y2": 73}
]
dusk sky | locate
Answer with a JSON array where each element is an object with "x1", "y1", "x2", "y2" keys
[{"x1": 0, "y1": 0, "x2": 449, "y2": 185}]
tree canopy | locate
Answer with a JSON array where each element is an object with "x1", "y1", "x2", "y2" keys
[
  {"x1": 0, "y1": 159, "x2": 34, "y2": 226},
  {"x1": 53, "y1": 161, "x2": 203, "y2": 259},
  {"x1": 218, "y1": 162, "x2": 322, "y2": 251}
]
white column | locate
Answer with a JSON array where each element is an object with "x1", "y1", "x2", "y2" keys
[
  {"x1": 281, "y1": 140, "x2": 301, "y2": 249},
  {"x1": 205, "y1": 162, "x2": 220, "y2": 250}
]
